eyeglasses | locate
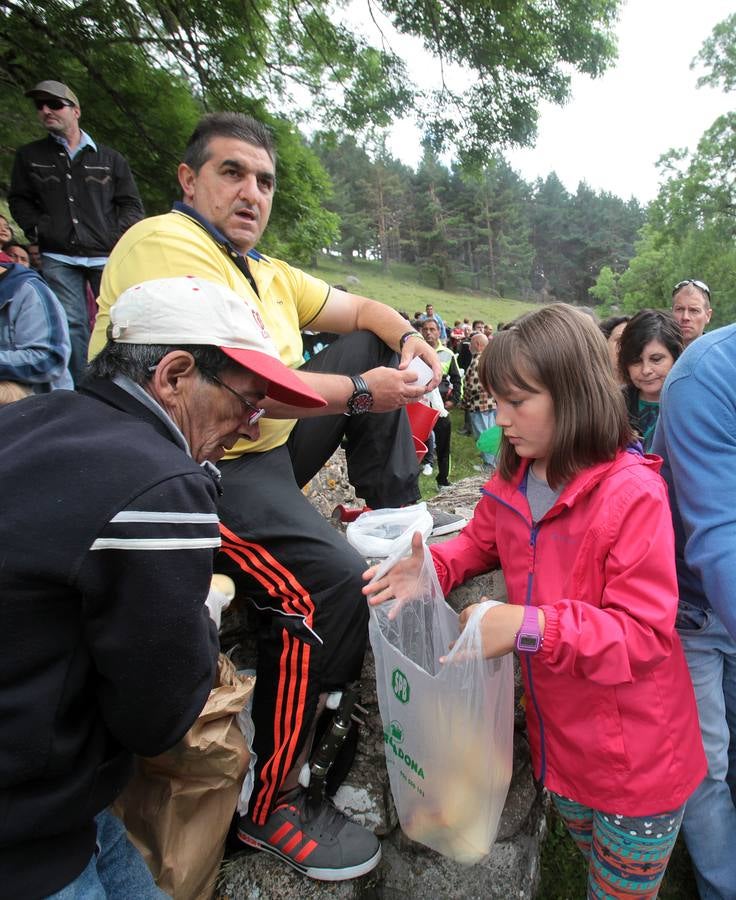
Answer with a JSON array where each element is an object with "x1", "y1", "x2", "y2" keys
[
  {"x1": 673, "y1": 279, "x2": 710, "y2": 300},
  {"x1": 34, "y1": 98, "x2": 72, "y2": 111},
  {"x1": 206, "y1": 372, "x2": 265, "y2": 425}
]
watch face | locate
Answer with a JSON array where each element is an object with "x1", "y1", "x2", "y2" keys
[
  {"x1": 348, "y1": 391, "x2": 373, "y2": 414},
  {"x1": 517, "y1": 633, "x2": 540, "y2": 652}
]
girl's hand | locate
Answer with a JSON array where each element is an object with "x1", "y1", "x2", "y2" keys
[
  {"x1": 468, "y1": 603, "x2": 520, "y2": 658},
  {"x1": 445, "y1": 602, "x2": 543, "y2": 660},
  {"x1": 362, "y1": 531, "x2": 425, "y2": 620}
]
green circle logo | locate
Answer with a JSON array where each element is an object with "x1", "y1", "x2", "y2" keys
[{"x1": 391, "y1": 668, "x2": 410, "y2": 704}]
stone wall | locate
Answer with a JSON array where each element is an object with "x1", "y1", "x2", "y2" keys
[{"x1": 215, "y1": 455, "x2": 545, "y2": 899}]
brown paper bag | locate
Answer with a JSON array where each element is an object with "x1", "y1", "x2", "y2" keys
[{"x1": 113, "y1": 654, "x2": 254, "y2": 900}]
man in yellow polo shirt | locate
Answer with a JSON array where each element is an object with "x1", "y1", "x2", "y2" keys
[{"x1": 89, "y1": 112, "x2": 441, "y2": 882}]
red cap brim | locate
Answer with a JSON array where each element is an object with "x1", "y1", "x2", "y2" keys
[{"x1": 222, "y1": 347, "x2": 327, "y2": 408}]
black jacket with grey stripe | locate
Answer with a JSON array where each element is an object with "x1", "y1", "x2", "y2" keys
[{"x1": 0, "y1": 378, "x2": 220, "y2": 899}]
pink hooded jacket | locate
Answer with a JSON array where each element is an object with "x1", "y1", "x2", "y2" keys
[{"x1": 430, "y1": 449, "x2": 706, "y2": 815}]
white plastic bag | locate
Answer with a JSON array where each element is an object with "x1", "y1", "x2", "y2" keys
[
  {"x1": 346, "y1": 503, "x2": 433, "y2": 558},
  {"x1": 236, "y1": 668, "x2": 258, "y2": 816},
  {"x1": 368, "y1": 543, "x2": 514, "y2": 863}
]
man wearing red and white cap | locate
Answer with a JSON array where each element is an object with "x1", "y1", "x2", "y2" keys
[{"x1": 0, "y1": 276, "x2": 324, "y2": 899}]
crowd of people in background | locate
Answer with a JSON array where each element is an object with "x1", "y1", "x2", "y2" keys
[
  {"x1": 402, "y1": 277, "x2": 717, "y2": 495},
  {"x1": 1, "y1": 75, "x2": 734, "y2": 900}
]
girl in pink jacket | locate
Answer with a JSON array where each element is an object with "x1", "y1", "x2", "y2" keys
[{"x1": 365, "y1": 303, "x2": 705, "y2": 899}]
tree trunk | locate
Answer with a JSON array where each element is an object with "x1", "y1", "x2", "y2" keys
[{"x1": 483, "y1": 196, "x2": 497, "y2": 293}]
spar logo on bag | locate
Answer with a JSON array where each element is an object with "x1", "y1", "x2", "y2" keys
[
  {"x1": 391, "y1": 667, "x2": 410, "y2": 704},
  {"x1": 383, "y1": 718, "x2": 425, "y2": 792}
]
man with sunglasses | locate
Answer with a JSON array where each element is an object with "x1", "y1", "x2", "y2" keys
[
  {"x1": 672, "y1": 278, "x2": 713, "y2": 346},
  {"x1": 8, "y1": 80, "x2": 144, "y2": 385}
]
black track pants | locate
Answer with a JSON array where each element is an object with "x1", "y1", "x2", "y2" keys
[
  {"x1": 289, "y1": 330, "x2": 420, "y2": 508},
  {"x1": 217, "y1": 446, "x2": 368, "y2": 824}
]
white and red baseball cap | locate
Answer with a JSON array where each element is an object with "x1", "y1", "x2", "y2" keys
[{"x1": 109, "y1": 276, "x2": 327, "y2": 408}]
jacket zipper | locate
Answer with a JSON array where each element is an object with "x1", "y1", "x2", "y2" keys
[
  {"x1": 524, "y1": 524, "x2": 546, "y2": 784},
  {"x1": 482, "y1": 487, "x2": 548, "y2": 785}
]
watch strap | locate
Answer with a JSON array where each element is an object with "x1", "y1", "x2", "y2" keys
[
  {"x1": 516, "y1": 604, "x2": 542, "y2": 654},
  {"x1": 350, "y1": 374, "x2": 369, "y2": 394}
]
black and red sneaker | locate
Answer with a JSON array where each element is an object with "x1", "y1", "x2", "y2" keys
[{"x1": 236, "y1": 791, "x2": 381, "y2": 881}]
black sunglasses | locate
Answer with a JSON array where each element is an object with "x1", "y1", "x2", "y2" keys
[
  {"x1": 34, "y1": 97, "x2": 72, "y2": 111},
  {"x1": 673, "y1": 279, "x2": 711, "y2": 300}
]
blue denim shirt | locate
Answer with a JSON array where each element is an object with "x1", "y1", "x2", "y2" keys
[{"x1": 653, "y1": 323, "x2": 736, "y2": 637}]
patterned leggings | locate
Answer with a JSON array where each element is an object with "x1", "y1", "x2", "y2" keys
[{"x1": 551, "y1": 793, "x2": 685, "y2": 899}]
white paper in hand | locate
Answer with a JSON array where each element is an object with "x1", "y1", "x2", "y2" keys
[{"x1": 407, "y1": 356, "x2": 433, "y2": 386}]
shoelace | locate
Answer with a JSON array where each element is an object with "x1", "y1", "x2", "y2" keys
[{"x1": 294, "y1": 797, "x2": 345, "y2": 837}]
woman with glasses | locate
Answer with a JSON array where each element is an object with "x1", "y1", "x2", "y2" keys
[{"x1": 618, "y1": 310, "x2": 684, "y2": 452}]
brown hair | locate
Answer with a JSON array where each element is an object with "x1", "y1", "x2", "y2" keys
[
  {"x1": 618, "y1": 309, "x2": 684, "y2": 388},
  {"x1": 479, "y1": 303, "x2": 632, "y2": 488}
]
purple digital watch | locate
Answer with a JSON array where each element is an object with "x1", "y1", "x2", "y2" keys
[{"x1": 516, "y1": 605, "x2": 542, "y2": 654}]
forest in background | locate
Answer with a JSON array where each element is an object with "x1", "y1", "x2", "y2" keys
[
  {"x1": 311, "y1": 135, "x2": 645, "y2": 307},
  {"x1": 0, "y1": 2, "x2": 733, "y2": 324}
]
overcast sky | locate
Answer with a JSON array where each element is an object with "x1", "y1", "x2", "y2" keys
[{"x1": 349, "y1": 0, "x2": 733, "y2": 204}]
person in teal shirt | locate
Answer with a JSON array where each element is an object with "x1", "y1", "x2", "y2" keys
[{"x1": 618, "y1": 309, "x2": 683, "y2": 452}]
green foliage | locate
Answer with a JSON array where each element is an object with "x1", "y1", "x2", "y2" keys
[
  {"x1": 456, "y1": 157, "x2": 534, "y2": 298},
  {"x1": 1, "y1": 0, "x2": 623, "y2": 168},
  {"x1": 603, "y1": 13, "x2": 736, "y2": 328},
  {"x1": 261, "y1": 123, "x2": 340, "y2": 264},
  {"x1": 589, "y1": 265, "x2": 621, "y2": 307},
  {"x1": 530, "y1": 175, "x2": 645, "y2": 305},
  {"x1": 615, "y1": 225, "x2": 678, "y2": 313},
  {"x1": 0, "y1": 0, "x2": 624, "y2": 259},
  {"x1": 411, "y1": 148, "x2": 457, "y2": 291},
  {"x1": 695, "y1": 12, "x2": 736, "y2": 92},
  {"x1": 538, "y1": 805, "x2": 587, "y2": 899},
  {"x1": 311, "y1": 134, "x2": 377, "y2": 261},
  {"x1": 652, "y1": 113, "x2": 736, "y2": 244},
  {"x1": 382, "y1": 0, "x2": 620, "y2": 161},
  {"x1": 0, "y1": 1, "x2": 340, "y2": 257}
]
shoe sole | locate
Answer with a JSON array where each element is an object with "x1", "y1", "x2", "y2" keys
[
  {"x1": 236, "y1": 826, "x2": 382, "y2": 882},
  {"x1": 431, "y1": 519, "x2": 467, "y2": 537}
]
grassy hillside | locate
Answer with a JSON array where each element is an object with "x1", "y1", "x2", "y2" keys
[{"x1": 304, "y1": 254, "x2": 539, "y2": 327}]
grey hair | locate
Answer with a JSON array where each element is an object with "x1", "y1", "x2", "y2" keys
[
  {"x1": 182, "y1": 112, "x2": 276, "y2": 172},
  {"x1": 86, "y1": 342, "x2": 237, "y2": 385}
]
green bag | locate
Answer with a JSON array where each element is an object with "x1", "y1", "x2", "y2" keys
[{"x1": 476, "y1": 425, "x2": 502, "y2": 455}]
